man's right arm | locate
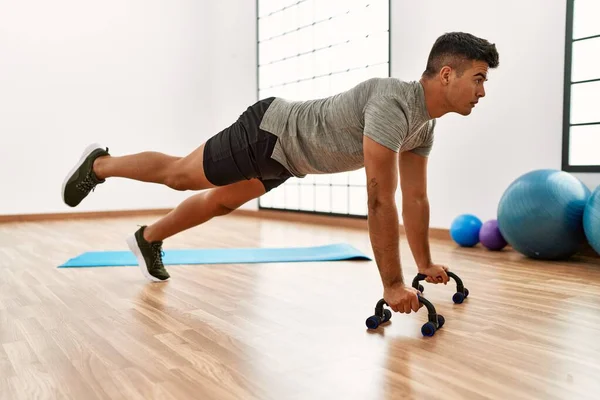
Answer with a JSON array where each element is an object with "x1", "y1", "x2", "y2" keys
[
  {"x1": 363, "y1": 135, "x2": 421, "y2": 314},
  {"x1": 363, "y1": 135, "x2": 403, "y2": 288}
]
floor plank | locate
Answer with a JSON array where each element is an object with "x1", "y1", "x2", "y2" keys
[{"x1": 1, "y1": 212, "x2": 600, "y2": 399}]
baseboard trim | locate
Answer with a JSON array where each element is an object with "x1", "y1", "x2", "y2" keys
[
  {"x1": 0, "y1": 207, "x2": 451, "y2": 240},
  {"x1": 0, "y1": 208, "x2": 173, "y2": 223}
]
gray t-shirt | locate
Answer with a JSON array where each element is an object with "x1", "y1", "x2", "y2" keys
[{"x1": 259, "y1": 78, "x2": 435, "y2": 178}]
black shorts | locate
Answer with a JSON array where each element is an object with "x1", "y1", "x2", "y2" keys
[{"x1": 202, "y1": 97, "x2": 293, "y2": 192}]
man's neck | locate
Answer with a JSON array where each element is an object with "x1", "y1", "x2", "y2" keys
[{"x1": 419, "y1": 77, "x2": 449, "y2": 119}]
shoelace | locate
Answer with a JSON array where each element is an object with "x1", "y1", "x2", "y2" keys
[
  {"x1": 150, "y1": 242, "x2": 166, "y2": 270},
  {"x1": 76, "y1": 174, "x2": 98, "y2": 193}
]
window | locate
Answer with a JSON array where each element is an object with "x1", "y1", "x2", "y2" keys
[
  {"x1": 563, "y1": 0, "x2": 600, "y2": 172},
  {"x1": 256, "y1": 0, "x2": 390, "y2": 216}
]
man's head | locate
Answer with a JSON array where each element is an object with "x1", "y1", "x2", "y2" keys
[{"x1": 421, "y1": 32, "x2": 499, "y2": 116}]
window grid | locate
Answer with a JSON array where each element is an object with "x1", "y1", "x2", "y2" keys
[
  {"x1": 258, "y1": 0, "x2": 310, "y2": 19},
  {"x1": 259, "y1": 29, "x2": 389, "y2": 68},
  {"x1": 562, "y1": 0, "x2": 600, "y2": 171},
  {"x1": 259, "y1": 2, "x2": 382, "y2": 44},
  {"x1": 574, "y1": 33, "x2": 600, "y2": 42},
  {"x1": 256, "y1": 0, "x2": 390, "y2": 217},
  {"x1": 261, "y1": 60, "x2": 389, "y2": 91},
  {"x1": 573, "y1": 78, "x2": 600, "y2": 85},
  {"x1": 259, "y1": 9, "x2": 353, "y2": 43}
]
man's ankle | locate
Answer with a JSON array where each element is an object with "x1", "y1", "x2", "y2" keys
[
  {"x1": 92, "y1": 156, "x2": 110, "y2": 180},
  {"x1": 143, "y1": 225, "x2": 161, "y2": 243}
]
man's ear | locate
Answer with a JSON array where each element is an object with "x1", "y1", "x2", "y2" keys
[{"x1": 439, "y1": 66, "x2": 452, "y2": 85}]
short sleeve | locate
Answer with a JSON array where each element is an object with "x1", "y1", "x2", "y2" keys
[
  {"x1": 363, "y1": 96, "x2": 408, "y2": 153},
  {"x1": 410, "y1": 119, "x2": 436, "y2": 157}
]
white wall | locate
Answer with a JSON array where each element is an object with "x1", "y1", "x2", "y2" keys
[
  {"x1": 5, "y1": 0, "x2": 598, "y2": 223},
  {"x1": 196, "y1": 1, "x2": 260, "y2": 211},
  {"x1": 391, "y1": 0, "x2": 600, "y2": 229},
  {"x1": 0, "y1": 0, "x2": 257, "y2": 215}
]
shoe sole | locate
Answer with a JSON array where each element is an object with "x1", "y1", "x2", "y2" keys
[
  {"x1": 61, "y1": 143, "x2": 104, "y2": 207},
  {"x1": 126, "y1": 234, "x2": 167, "y2": 282}
]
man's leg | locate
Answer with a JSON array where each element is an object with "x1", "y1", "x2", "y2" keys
[
  {"x1": 126, "y1": 178, "x2": 268, "y2": 282},
  {"x1": 62, "y1": 141, "x2": 216, "y2": 207},
  {"x1": 93, "y1": 142, "x2": 215, "y2": 191},
  {"x1": 144, "y1": 178, "x2": 266, "y2": 242},
  {"x1": 62, "y1": 97, "x2": 277, "y2": 208},
  {"x1": 61, "y1": 97, "x2": 288, "y2": 281}
]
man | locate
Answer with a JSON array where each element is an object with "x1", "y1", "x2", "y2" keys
[{"x1": 62, "y1": 32, "x2": 499, "y2": 315}]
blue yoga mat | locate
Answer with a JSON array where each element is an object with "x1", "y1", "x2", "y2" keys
[{"x1": 58, "y1": 243, "x2": 371, "y2": 268}]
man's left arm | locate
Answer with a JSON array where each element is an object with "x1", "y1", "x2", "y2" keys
[{"x1": 399, "y1": 151, "x2": 449, "y2": 284}]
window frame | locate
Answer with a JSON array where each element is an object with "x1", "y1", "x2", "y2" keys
[
  {"x1": 255, "y1": 0, "x2": 392, "y2": 217},
  {"x1": 562, "y1": 0, "x2": 600, "y2": 172}
]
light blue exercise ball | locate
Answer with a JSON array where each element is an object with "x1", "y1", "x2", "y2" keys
[
  {"x1": 497, "y1": 169, "x2": 590, "y2": 260},
  {"x1": 583, "y1": 185, "x2": 600, "y2": 255},
  {"x1": 450, "y1": 214, "x2": 482, "y2": 247}
]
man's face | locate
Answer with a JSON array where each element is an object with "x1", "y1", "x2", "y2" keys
[{"x1": 445, "y1": 60, "x2": 489, "y2": 116}]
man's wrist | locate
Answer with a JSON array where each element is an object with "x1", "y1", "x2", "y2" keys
[
  {"x1": 383, "y1": 276, "x2": 404, "y2": 289},
  {"x1": 417, "y1": 261, "x2": 433, "y2": 272}
]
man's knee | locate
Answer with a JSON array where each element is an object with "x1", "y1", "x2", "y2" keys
[
  {"x1": 204, "y1": 189, "x2": 240, "y2": 216},
  {"x1": 164, "y1": 159, "x2": 212, "y2": 191},
  {"x1": 215, "y1": 202, "x2": 237, "y2": 216},
  {"x1": 206, "y1": 180, "x2": 266, "y2": 215},
  {"x1": 164, "y1": 169, "x2": 191, "y2": 191}
]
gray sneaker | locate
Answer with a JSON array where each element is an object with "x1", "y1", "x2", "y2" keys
[
  {"x1": 62, "y1": 143, "x2": 109, "y2": 207},
  {"x1": 126, "y1": 226, "x2": 170, "y2": 282}
]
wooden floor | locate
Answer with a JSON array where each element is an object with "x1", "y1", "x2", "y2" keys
[{"x1": 2, "y1": 212, "x2": 600, "y2": 399}]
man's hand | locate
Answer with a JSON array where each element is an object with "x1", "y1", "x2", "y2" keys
[
  {"x1": 419, "y1": 263, "x2": 450, "y2": 284},
  {"x1": 383, "y1": 282, "x2": 422, "y2": 314}
]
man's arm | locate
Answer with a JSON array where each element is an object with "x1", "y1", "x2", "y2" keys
[
  {"x1": 363, "y1": 135, "x2": 403, "y2": 287},
  {"x1": 399, "y1": 151, "x2": 449, "y2": 285},
  {"x1": 399, "y1": 151, "x2": 432, "y2": 270}
]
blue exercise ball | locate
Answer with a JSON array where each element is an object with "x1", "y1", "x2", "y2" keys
[
  {"x1": 583, "y1": 185, "x2": 600, "y2": 255},
  {"x1": 497, "y1": 169, "x2": 590, "y2": 260},
  {"x1": 450, "y1": 214, "x2": 482, "y2": 247}
]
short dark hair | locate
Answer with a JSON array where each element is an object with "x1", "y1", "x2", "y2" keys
[{"x1": 422, "y1": 32, "x2": 499, "y2": 79}]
